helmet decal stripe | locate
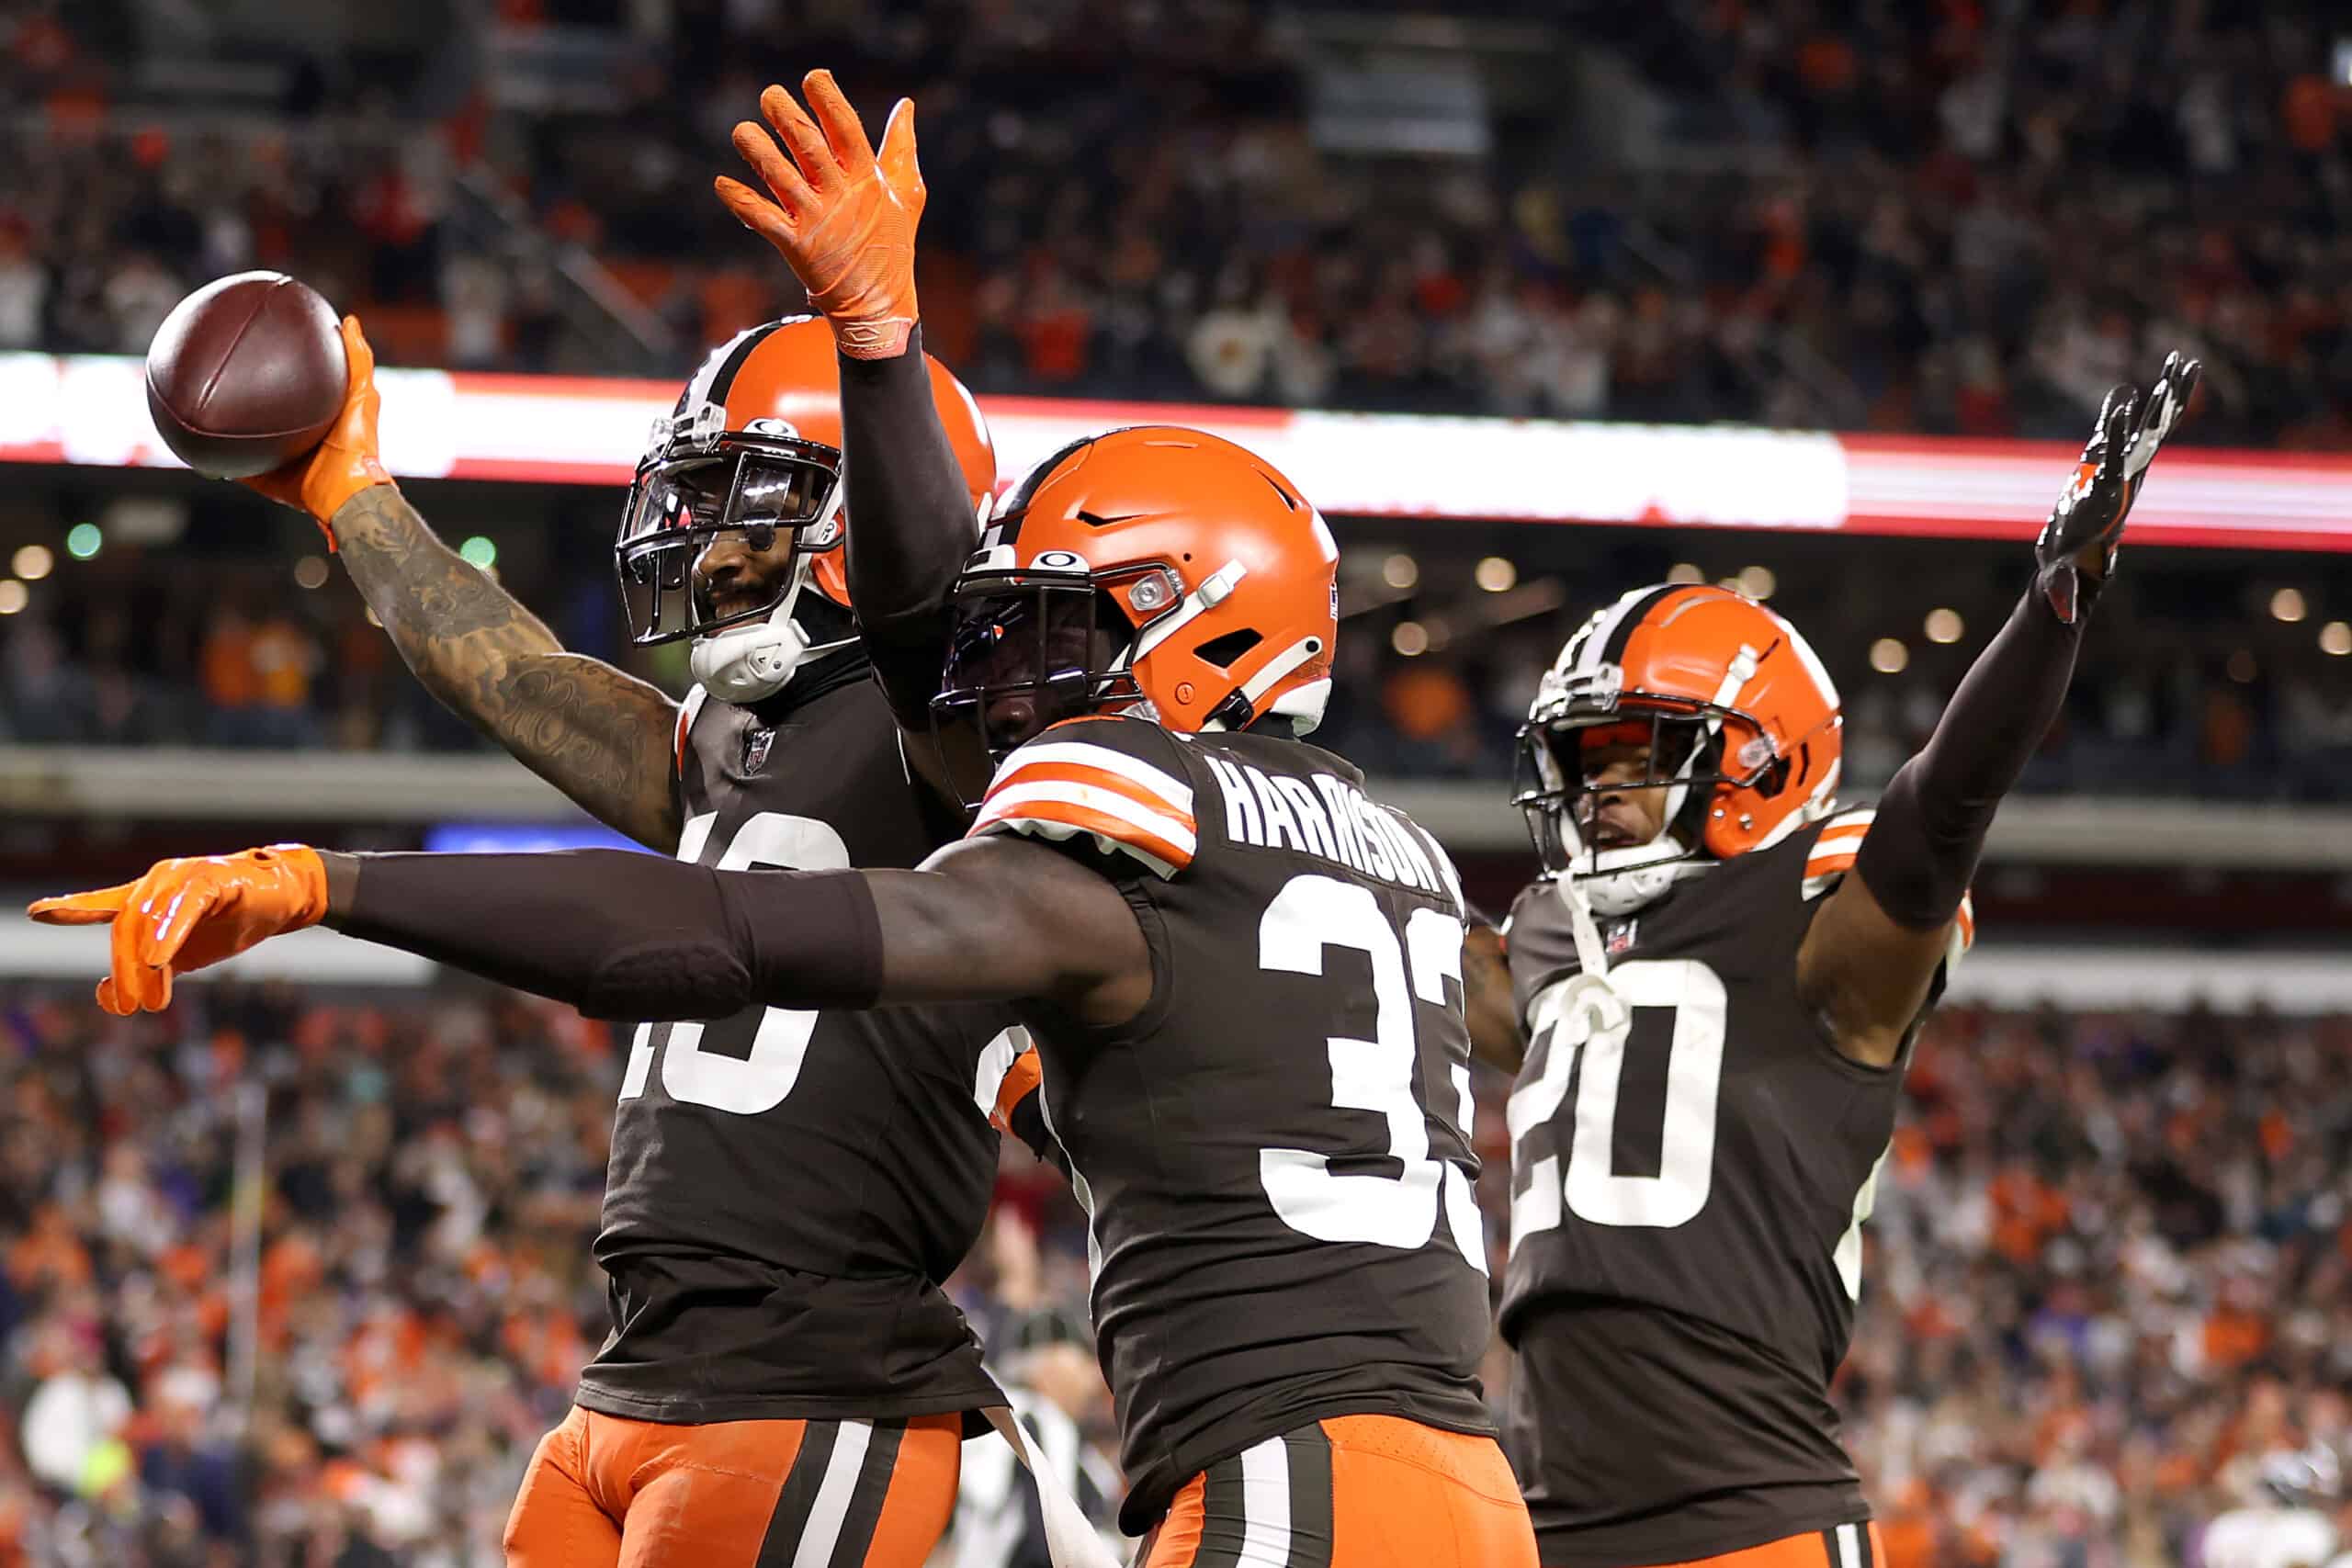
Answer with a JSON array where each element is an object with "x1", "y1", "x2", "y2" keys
[
  {"x1": 688, "y1": 319, "x2": 789, "y2": 416},
  {"x1": 995, "y1": 434, "x2": 1101, "y2": 547},
  {"x1": 1600, "y1": 584, "x2": 1695, "y2": 668}
]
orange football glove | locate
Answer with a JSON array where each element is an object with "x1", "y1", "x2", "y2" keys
[
  {"x1": 28, "y1": 845, "x2": 329, "y2": 1016},
  {"x1": 715, "y1": 69, "x2": 922, "y2": 359},
  {"x1": 240, "y1": 315, "x2": 391, "y2": 548}
]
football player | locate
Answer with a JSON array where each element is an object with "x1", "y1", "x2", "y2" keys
[
  {"x1": 1487, "y1": 355, "x2": 2200, "y2": 1568},
  {"x1": 88, "y1": 73, "x2": 1055, "y2": 1568},
  {"x1": 36, "y1": 423, "x2": 1541, "y2": 1567}
]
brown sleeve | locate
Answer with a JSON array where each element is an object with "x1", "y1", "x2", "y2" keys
[
  {"x1": 838, "y1": 325, "x2": 976, "y2": 731},
  {"x1": 334, "y1": 851, "x2": 881, "y2": 1020},
  {"x1": 1854, "y1": 583, "x2": 2085, "y2": 930}
]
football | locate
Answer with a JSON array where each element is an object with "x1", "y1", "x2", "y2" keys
[{"x1": 143, "y1": 271, "x2": 347, "y2": 479}]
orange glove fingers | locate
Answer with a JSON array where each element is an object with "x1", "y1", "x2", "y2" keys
[
  {"x1": 876, "y1": 99, "x2": 924, "y2": 211},
  {"x1": 303, "y1": 316, "x2": 390, "y2": 526},
  {"x1": 27, "y1": 884, "x2": 136, "y2": 924},
  {"x1": 339, "y1": 313, "x2": 378, "y2": 394},
  {"x1": 49, "y1": 847, "x2": 329, "y2": 1017},
  {"x1": 96, "y1": 974, "x2": 147, "y2": 1018},
  {"x1": 239, "y1": 315, "x2": 389, "y2": 544},
  {"x1": 759, "y1": 84, "x2": 841, "y2": 189},
  {"x1": 730, "y1": 119, "x2": 817, "y2": 221},
  {"x1": 107, "y1": 874, "x2": 168, "y2": 1012},
  {"x1": 802, "y1": 69, "x2": 876, "y2": 170},
  {"x1": 133, "y1": 873, "x2": 219, "y2": 974},
  {"x1": 727, "y1": 74, "x2": 920, "y2": 360},
  {"x1": 714, "y1": 175, "x2": 793, "y2": 247}
]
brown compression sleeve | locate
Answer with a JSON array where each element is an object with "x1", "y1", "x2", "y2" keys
[
  {"x1": 1852, "y1": 583, "x2": 2086, "y2": 930},
  {"x1": 838, "y1": 324, "x2": 976, "y2": 730},
  {"x1": 334, "y1": 851, "x2": 882, "y2": 1020}
]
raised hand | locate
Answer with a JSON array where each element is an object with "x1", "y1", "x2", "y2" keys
[
  {"x1": 240, "y1": 315, "x2": 391, "y2": 547},
  {"x1": 2036, "y1": 351, "x2": 2201, "y2": 623},
  {"x1": 28, "y1": 845, "x2": 330, "y2": 1015},
  {"x1": 715, "y1": 70, "x2": 922, "y2": 359}
]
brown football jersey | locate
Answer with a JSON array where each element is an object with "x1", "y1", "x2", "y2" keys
[
  {"x1": 969, "y1": 715, "x2": 1495, "y2": 1535},
  {"x1": 1498, "y1": 807, "x2": 1972, "y2": 1566},
  {"x1": 580, "y1": 668, "x2": 1038, "y2": 1427}
]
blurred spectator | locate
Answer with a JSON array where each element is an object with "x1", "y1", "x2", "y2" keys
[
  {"x1": 0, "y1": 0, "x2": 2342, "y2": 444},
  {"x1": 2, "y1": 979, "x2": 2348, "y2": 1561},
  {"x1": 3, "y1": 538, "x2": 2346, "y2": 802},
  {"x1": 19, "y1": 1324, "x2": 131, "y2": 1496}
]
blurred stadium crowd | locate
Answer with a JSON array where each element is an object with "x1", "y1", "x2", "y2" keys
[
  {"x1": 1, "y1": 0, "x2": 2346, "y2": 442},
  {"x1": 1, "y1": 983, "x2": 2346, "y2": 1565},
  {"x1": 5, "y1": 547, "x2": 2351, "y2": 801}
]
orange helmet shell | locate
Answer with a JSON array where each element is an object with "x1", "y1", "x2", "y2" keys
[
  {"x1": 694, "y1": 316, "x2": 996, "y2": 607},
  {"x1": 988, "y1": 426, "x2": 1338, "y2": 735},
  {"x1": 1533, "y1": 583, "x2": 1843, "y2": 857}
]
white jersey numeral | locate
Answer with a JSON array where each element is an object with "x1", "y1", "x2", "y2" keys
[
  {"x1": 1509, "y1": 958, "x2": 1725, "y2": 1239},
  {"x1": 1256, "y1": 874, "x2": 1483, "y2": 1270},
  {"x1": 617, "y1": 810, "x2": 849, "y2": 1115}
]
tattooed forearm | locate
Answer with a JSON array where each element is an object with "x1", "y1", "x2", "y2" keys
[{"x1": 331, "y1": 486, "x2": 683, "y2": 850}]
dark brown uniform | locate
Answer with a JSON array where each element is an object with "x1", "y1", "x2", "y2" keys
[
  {"x1": 510, "y1": 666, "x2": 1040, "y2": 1568},
  {"x1": 1499, "y1": 807, "x2": 1969, "y2": 1568},
  {"x1": 968, "y1": 715, "x2": 1534, "y2": 1566}
]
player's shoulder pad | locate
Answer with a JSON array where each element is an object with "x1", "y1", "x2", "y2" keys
[
  {"x1": 1800, "y1": 804, "x2": 1975, "y2": 957},
  {"x1": 967, "y1": 715, "x2": 1199, "y2": 879}
]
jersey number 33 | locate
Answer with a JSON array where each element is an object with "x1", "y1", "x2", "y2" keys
[{"x1": 1259, "y1": 874, "x2": 1486, "y2": 1270}]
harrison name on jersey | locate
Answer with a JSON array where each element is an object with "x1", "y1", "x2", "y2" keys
[{"x1": 967, "y1": 724, "x2": 1459, "y2": 905}]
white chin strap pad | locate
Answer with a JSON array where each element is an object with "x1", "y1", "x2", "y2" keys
[
  {"x1": 690, "y1": 561, "x2": 849, "y2": 705},
  {"x1": 691, "y1": 607, "x2": 812, "y2": 704}
]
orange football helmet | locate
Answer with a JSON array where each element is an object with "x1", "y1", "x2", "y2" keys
[
  {"x1": 932, "y1": 425, "x2": 1338, "y2": 797},
  {"x1": 615, "y1": 315, "x2": 994, "y2": 701},
  {"x1": 1516, "y1": 583, "x2": 1842, "y2": 913}
]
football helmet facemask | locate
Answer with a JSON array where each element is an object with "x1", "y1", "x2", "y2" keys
[
  {"x1": 615, "y1": 315, "x2": 994, "y2": 703},
  {"x1": 930, "y1": 425, "x2": 1339, "y2": 804},
  {"x1": 1516, "y1": 583, "x2": 1843, "y2": 916}
]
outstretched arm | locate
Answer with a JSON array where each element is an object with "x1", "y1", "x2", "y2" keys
[
  {"x1": 1799, "y1": 355, "x2": 2199, "y2": 1065},
  {"x1": 836, "y1": 338, "x2": 983, "y2": 736},
  {"x1": 332, "y1": 487, "x2": 681, "y2": 850},
  {"x1": 718, "y1": 73, "x2": 982, "y2": 763},
  {"x1": 240, "y1": 316, "x2": 680, "y2": 850},
  {"x1": 32, "y1": 836, "x2": 1149, "y2": 1023},
  {"x1": 331, "y1": 834, "x2": 1148, "y2": 1021}
]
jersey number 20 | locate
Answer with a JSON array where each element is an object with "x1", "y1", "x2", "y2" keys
[
  {"x1": 617, "y1": 810, "x2": 847, "y2": 1114},
  {"x1": 1258, "y1": 874, "x2": 1487, "y2": 1272},
  {"x1": 1508, "y1": 959, "x2": 1725, "y2": 1236}
]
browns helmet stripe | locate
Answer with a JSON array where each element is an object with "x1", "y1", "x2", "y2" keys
[
  {"x1": 677, "y1": 319, "x2": 790, "y2": 417},
  {"x1": 1597, "y1": 584, "x2": 1694, "y2": 669},
  {"x1": 990, "y1": 433, "x2": 1101, "y2": 546}
]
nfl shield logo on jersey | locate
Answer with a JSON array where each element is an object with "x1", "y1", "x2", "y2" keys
[
  {"x1": 742, "y1": 726, "x2": 775, "y2": 775},
  {"x1": 1605, "y1": 919, "x2": 1639, "y2": 957}
]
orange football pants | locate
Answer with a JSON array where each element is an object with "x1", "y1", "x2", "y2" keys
[
  {"x1": 503, "y1": 1406, "x2": 960, "y2": 1568},
  {"x1": 1137, "y1": 1415, "x2": 1537, "y2": 1567},
  {"x1": 1623, "y1": 1522, "x2": 1891, "y2": 1568}
]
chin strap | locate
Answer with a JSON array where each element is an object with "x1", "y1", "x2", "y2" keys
[
  {"x1": 980, "y1": 1404, "x2": 1122, "y2": 1568},
  {"x1": 689, "y1": 564, "x2": 855, "y2": 704},
  {"x1": 1550, "y1": 816, "x2": 1633, "y2": 1042}
]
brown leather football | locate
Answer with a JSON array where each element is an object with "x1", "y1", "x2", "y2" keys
[{"x1": 144, "y1": 272, "x2": 347, "y2": 479}]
